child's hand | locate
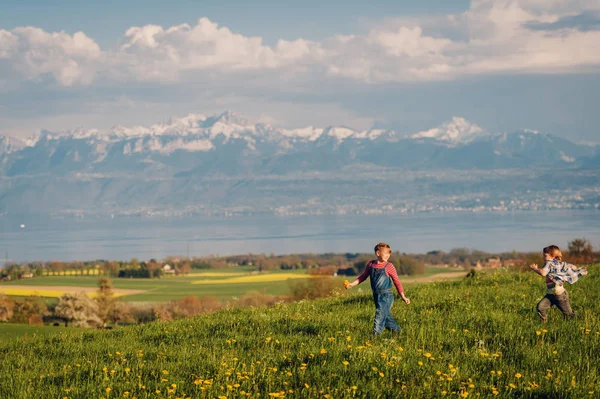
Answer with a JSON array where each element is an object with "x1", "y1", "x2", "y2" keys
[
  {"x1": 529, "y1": 263, "x2": 539, "y2": 270},
  {"x1": 401, "y1": 295, "x2": 410, "y2": 305},
  {"x1": 344, "y1": 280, "x2": 351, "y2": 289}
]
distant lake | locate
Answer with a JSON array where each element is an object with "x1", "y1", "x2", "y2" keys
[{"x1": 1, "y1": 210, "x2": 599, "y2": 263}]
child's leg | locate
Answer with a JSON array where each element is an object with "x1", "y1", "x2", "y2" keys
[
  {"x1": 383, "y1": 296, "x2": 401, "y2": 332},
  {"x1": 372, "y1": 293, "x2": 386, "y2": 336},
  {"x1": 552, "y1": 291, "x2": 575, "y2": 318},
  {"x1": 536, "y1": 295, "x2": 552, "y2": 321}
]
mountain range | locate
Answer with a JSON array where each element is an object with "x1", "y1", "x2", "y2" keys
[{"x1": 1, "y1": 112, "x2": 598, "y2": 217}]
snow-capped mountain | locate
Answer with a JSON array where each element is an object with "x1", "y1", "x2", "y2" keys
[
  {"x1": 0, "y1": 135, "x2": 27, "y2": 154},
  {"x1": 411, "y1": 117, "x2": 485, "y2": 145},
  {"x1": 0, "y1": 111, "x2": 597, "y2": 216}
]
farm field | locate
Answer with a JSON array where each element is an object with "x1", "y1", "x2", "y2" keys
[
  {"x1": 0, "y1": 266, "x2": 465, "y2": 303},
  {"x1": 0, "y1": 265, "x2": 598, "y2": 398}
]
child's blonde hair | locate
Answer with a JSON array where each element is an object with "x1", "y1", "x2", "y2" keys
[
  {"x1": 543, "y1": 245, "x2": 563, "y2": 261},
  {"x1": 374, "y1": 242, "x2": 392, "y2": 254}
]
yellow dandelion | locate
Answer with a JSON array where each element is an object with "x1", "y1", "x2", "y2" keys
[
  {"x1": 320, "y1": 348, "x2": 327, "y2": 354},
  {"x1": 424, "y1": 353, "x2": 432, "y2": 358},
  {"x1": 304, "y1": 384, "x2": 310, "y2": 389},
  {"x1": 509, "y1": 383, "x2": 516, "y2": 389},
  {"x1": 379, "y1": 372, "x2": 385, "y2": 377},
  {"x1": 343, "y1": 361, "x2": 350, "y2": 366},
  {"x1": 515, "y1": 373, "x2": 522, "y2": 378},
  {"x1": 461, "y1": 392, "x2": 469, "y2": 398},
  {"x1": 536, "y1": 331, "x2": 541, "y2": 336},
  {"x1": 105, "y1": 387, "x2": 111, "y2": 394},
  {"x1": 418, "y1": 361, "x2": 423, "y2": 366}
]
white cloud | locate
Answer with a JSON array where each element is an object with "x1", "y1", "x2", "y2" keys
[
  {"x1": 0, "y1": 27, "x2": 101, "y2": 86},
  {"x1": 0, "y1": 1, "x2": 599, "y2": 88}
]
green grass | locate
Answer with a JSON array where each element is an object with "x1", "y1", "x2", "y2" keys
[
  {"x1": 0, "y1": 323, "x2": 71, "y2": 340},
  {"x1": 0, "y1": 265, "x2": 598, "y2": 398}
]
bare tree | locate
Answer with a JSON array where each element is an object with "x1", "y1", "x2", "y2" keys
[
  {"x1": 95, "y1": 277, "x2": 117, "y2": 327},
  {"x1": 568, "y1": 238, "x2": 594, "y2": 263}
]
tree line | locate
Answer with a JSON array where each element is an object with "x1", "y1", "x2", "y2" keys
[{"x1": 1, "y1": 238, "x2": 596, "y2": 282}]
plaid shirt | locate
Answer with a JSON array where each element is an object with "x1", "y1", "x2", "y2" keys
[{"x1": 542, "y1": 259, "x2": 587, "y2": 294}]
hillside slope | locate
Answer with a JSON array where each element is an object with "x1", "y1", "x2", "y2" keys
[{"x1": 1, "y1": 267, "x2": 599, "y2": 398}]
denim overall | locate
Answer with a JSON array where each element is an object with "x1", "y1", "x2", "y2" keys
[{"x1": 369, "y1": 262, "x2": 401, "y2": 335}]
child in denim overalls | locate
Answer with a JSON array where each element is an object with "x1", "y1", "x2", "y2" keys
[{"x1": 345, "y1": 242, "x2": 410, "y2": 336}]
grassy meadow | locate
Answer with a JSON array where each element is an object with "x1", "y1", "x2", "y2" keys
[{"x1": 0, "y1": 265, "x2": 598, "y2": 398}]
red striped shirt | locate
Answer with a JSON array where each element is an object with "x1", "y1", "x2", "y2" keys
[{"x1": 356, "y1": 261, "x2": 404, "y2": 294}]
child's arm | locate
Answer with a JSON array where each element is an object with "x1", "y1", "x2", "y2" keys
[
  {"x1": 529, "y1": 263, "x2": 549, "y2": 276},
  {"x1": 568, "y1": 263, "x2": 588, "y2": 275},
  {"x1": 345, "y1": 262, "x2": 371, "y2": 289}
]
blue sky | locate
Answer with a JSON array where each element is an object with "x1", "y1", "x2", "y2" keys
[{"x1": 1, "y1": 0, "x2": 599, "y2": 143}]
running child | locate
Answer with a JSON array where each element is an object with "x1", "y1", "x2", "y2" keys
[
  {"x1": 345, "y1": 242, "x2": 410, "y2": 336},
  {"x1": 529, "y1": 244, "x2": 588, "y2": 322}
]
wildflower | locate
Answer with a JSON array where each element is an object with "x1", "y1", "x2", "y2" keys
[
  {"x1": 515, "y1": 373, "x2": 522, "y2": 378},
  {"x1": 379, "y1": 372, "x2": 385, "y2": 377},
  {"x1": 424, "y1": 353, "x2": 432, "y2": 358},
  {"x1": 342, "y1": 361, "x2": 350, "y2": 366},
  {"x1": 105, "y1": 388, "x2": 111, "y2": 394},
  {"x1": 536, "y1": 331, "x2": 541, "y2": 336},
  {"x1": 304, "y1": 384, "x2": 310, "y2": 389},
  {"x1": 418, "y1": 361, "x2": 423, "y2": 366},
  {"x1": 320, "y1": 348, "x2": 327, "y2": 354},
  {"x1": 509, "y1": 384, "x2": 516, "y2": 389},
  {"x1": 344, "y1": 280, "x2": 350, "y2": 288},
  {"x1": 461, "y1": 392, "x2": 469, "y2": 398}
]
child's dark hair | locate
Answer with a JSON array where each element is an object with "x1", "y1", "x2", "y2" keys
[
  {"x1": 543, "y1": 245, "x2": 563, "y2": 261},
  {"x1": 374, "y1": 242, "x2": 391, "y2": 253}
]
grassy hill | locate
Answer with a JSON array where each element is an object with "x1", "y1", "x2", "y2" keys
[{"x1": 1, "y1": 266, "x2": 598, "y2": 398}]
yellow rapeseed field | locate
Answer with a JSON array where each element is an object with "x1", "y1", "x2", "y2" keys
[{"x1": 186, "y1": 272, "x2": 247, "y2": 277}]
